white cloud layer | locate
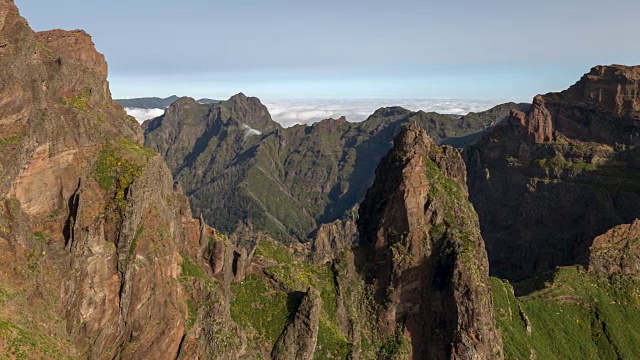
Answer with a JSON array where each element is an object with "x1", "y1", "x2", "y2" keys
[
  {"x1": 125, "y1": 99, "x2": 507, "y2": 127},
  {"x1": 125, "y1": 108, "x2": 165, "y2": 122},
  {"x1": 262, "y1": 99, "x2": 506, "y2": 128}
]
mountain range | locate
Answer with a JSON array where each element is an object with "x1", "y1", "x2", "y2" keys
[
  {"x1": 2, "y1": 0, "x2": 640, "y2": 359},
  {"x1": 114, "y1": 96, "x2": 219, "y2": 109}
]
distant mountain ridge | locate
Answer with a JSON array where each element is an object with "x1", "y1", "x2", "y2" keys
[
  {"x1": 143, "y1": 93, "x2": 528, "y2": 241},
  {"x1": 115, "y1": 95, "x2": 219, "y2": 109}
]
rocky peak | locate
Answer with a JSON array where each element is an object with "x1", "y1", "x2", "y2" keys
[
  {"x1": 569, "y1": 64, "x2": 640, "y2": 116},
  {"x1": 271, "y1": 287, "x2": 321, "y2": 360},
  {"x1": 220, "y1": 92, "x2": 280, "y2": 133},
  {"x1": 506, "y1": 65, "x2": 640, "y2": 145},
  {"x1": 310, "y1": 116, "x2": 348, "y2": 134},
  {"x1": 36, "y1": 30, "x2": 108, "y2": 76},
  {"x1": 357, "y1": 122, "x2": 502, "y2": 359},
  {"x1": 162, "y1": 96, "x2": 201, "y2": 120},
  {"x1": 508, "y1": 95, "x2": 555, "y2": 143}
]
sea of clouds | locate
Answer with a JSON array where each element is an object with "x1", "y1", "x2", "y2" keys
[
  {"x1": 125, "y1": 99, "x2": 505, "y2": 127},
  {"x1": 124, "y1": 108, "x2": 166, "y2": 122},
  {"x1": 262, "y1": 99, "x2": 505, "y2": 128}
]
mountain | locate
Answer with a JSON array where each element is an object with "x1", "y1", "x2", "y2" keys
[
  {"x1": 466, "y1": 64, "x2": 640, "y2": 282},
  {"x1": 356, "y1": 123, "x2": 503, "y2": 358},
  {"x1": 0, "y1": 1, "x2": 239, "y2": 357},
  {"x1": 6, "y1": 0, "x2": 640, "y2": 358},
  {"x1": 114, "y1": 95, "x2": 219, "y2": 109},
  {"x1": 143, "y1": 94, "x2": 527, "y2": 241}
]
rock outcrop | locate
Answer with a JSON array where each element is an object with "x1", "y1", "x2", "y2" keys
[
  {"x1": 570, "y1": 64, "x2": 640, "y2": 117},
  {"x1": 466, "y1": 64, "x2": 640, "y2": 281},
  {"x1": 358, "y1": 123, "x2": 503, "y2": 359},
  {"x1": 589, "y1": 220, "x2": 640, "y2": 274},
  {"x1": 271, "y1": 287, "x2": 321, "y2": 360},
  {"x1": 310, "y1": 218, "x2": 357, "y2": 265}
]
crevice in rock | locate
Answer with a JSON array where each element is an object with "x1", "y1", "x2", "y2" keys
[{"x1": 63, "y1": 178, "x2": 81, "y2": 250}]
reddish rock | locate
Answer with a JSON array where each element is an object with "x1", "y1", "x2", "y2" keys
[
  {"x1": 358, "y1": 123, "x2": 503, "y2": 359},
  {"x1": 589, "y1": 220, "x2": 640, "y2": 274},
  {"x1": 569, "y1": 64, "x2": 640, "y2": 117},
  {"x1": 36, "y1": 29, "x2": 108, "y2": 77}
]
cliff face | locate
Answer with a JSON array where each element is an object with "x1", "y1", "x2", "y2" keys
[
  {"x1": 357, "y1": 123, "x2": 503, "y2": 359},
  {"x1": 466, "y1": 64, "x2": 640, "y2": 281},
  {"x1": 0, "y1": 1, "x2": 236, "y2": 358}
]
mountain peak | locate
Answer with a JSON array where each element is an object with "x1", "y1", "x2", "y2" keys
[
  {"x1": 36, "y1": 29, "x2": 108, "y2": 76},
  {"x1": 371, "y1": 106, "x2": 412, "y2": 118},
  {"x1": 171, "y1": 96, "x2": 198, "y2": 107}
]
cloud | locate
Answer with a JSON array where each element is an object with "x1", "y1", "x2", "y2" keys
[
  {"x1": 262, "y1": 99, "x2": 507, "y2": 127},
  {"x1": 242, "y1": 123, "x2": 262, "y2": 138},
  {"x1": 124, "y1": 108, "x2": 165, "y2": 123},
  {"x1": 124, "y1": 99, "x2": 509, "y2": 127}
]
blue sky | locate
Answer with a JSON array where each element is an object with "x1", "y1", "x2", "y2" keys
[{"x1": 15, "y1": 0, "x2": 640, "y2": 101}]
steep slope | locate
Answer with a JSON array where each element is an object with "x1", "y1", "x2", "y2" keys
[
  {"x1": 144, "y1": 96, "x2": 525, "y2": 241},
  {"x1": 466, "y1": 64, "x2": 640, "y2": 281},
  {"x1": 0, "y1": 2, "x2": 241, "y2": 358},
  {"x1": 492, "y1": 265, "x2": 640, "y2": 360},
  {"x1": 357, "y1": 123, "x2": 503, "y2": 359}
]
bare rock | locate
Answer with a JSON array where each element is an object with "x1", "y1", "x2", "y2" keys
[
  {"x1": 589, "y1": 220, "x2": 640, "y2": 274},
  {"x1": 271, "y1": 287, "x2": 321, "y2": 360},
  {"x1": 358, "y1": 123, "x2": 503, "y2": 359}
]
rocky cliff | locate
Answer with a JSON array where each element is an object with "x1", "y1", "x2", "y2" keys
[
  {"x1": 466, "y1": 64, "x2": 640, "y2": 281},
  {"x1": 0, "y1": 1, "x2": 240, "y2": 358},
  {"x1": 357, "y1": 123, "x2": 503, "y2": 359}
]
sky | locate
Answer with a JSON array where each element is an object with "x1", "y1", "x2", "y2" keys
[{"x1": 15, "y1": 0, "x2": 640, "y2": 102}]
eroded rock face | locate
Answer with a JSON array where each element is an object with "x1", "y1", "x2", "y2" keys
[
  {"x1": 310, "y1": 218, "x2": 357, "y2": 265},
  {"x1": 467, "y1": 64, "x2": 640, "y2": 281},
  {"x1": 358, "y1": 123, "x2": 503, "y2": 359},
  {"x1": 570, "y1": 65, "x2": 640, "y2": 117},
  {"x1": 0, "y1": 1, "x2": 239, "y2": 358},
  {"x1": 271, "y1": 287, "x2": 321, "y2": 360},
  {"x1": 589, "y1": 220, "x2": 640, "y2": 274}
]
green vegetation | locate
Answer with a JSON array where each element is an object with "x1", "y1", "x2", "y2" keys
[
  {"x1": 0, "y1": 318, "x2": 68, "y2": 359},
  {"x1": 492, "y1": 266, "x2": 640, "y2": 359},
  {"x1": 129, "y1": 226, "x2": 144, "y2": 256},
  {"x1": 235, "y1": 241, "x2": 351, "y2": 358},
  {"x1": 59, "y1": 89, "x2": 91, "y2": 112},
  {"x1": 93, "y1": 138, "x2": 156, "y2": 205},
  {"x1": 424, "y1": 156, "x2": 477, "y2": 263},
  {"x1": 533, "y1": 154, "x2": 597, "y2": 175},
  {"x1": 31, "y1": 231, "x2": 51, "y2": 245},
  {"x1": 0, "y1": 136, "x2": 21, "y2": 147},
  {"x1": 186, "y1": 300, "x2": 197, "y2": 330},
  {"x1": 377, "y1": 328, "x2": 411, "y2": 359},
  {"x1": 254, "y1": 240, "x2": 295, "y2": 265},
  {"x1": 316, "y1": 318, "x2": 352, "y2": 359},
  {"x1": 230, "y1": 274, "x2": 291, "y2": 343},
  {"x1": 180, "y1": 254, "x2": 211, "y2": 283}
]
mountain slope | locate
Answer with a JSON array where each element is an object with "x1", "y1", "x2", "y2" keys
[{"x1": 144, "y1": 96, "x2": 526, "y2": 241}]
